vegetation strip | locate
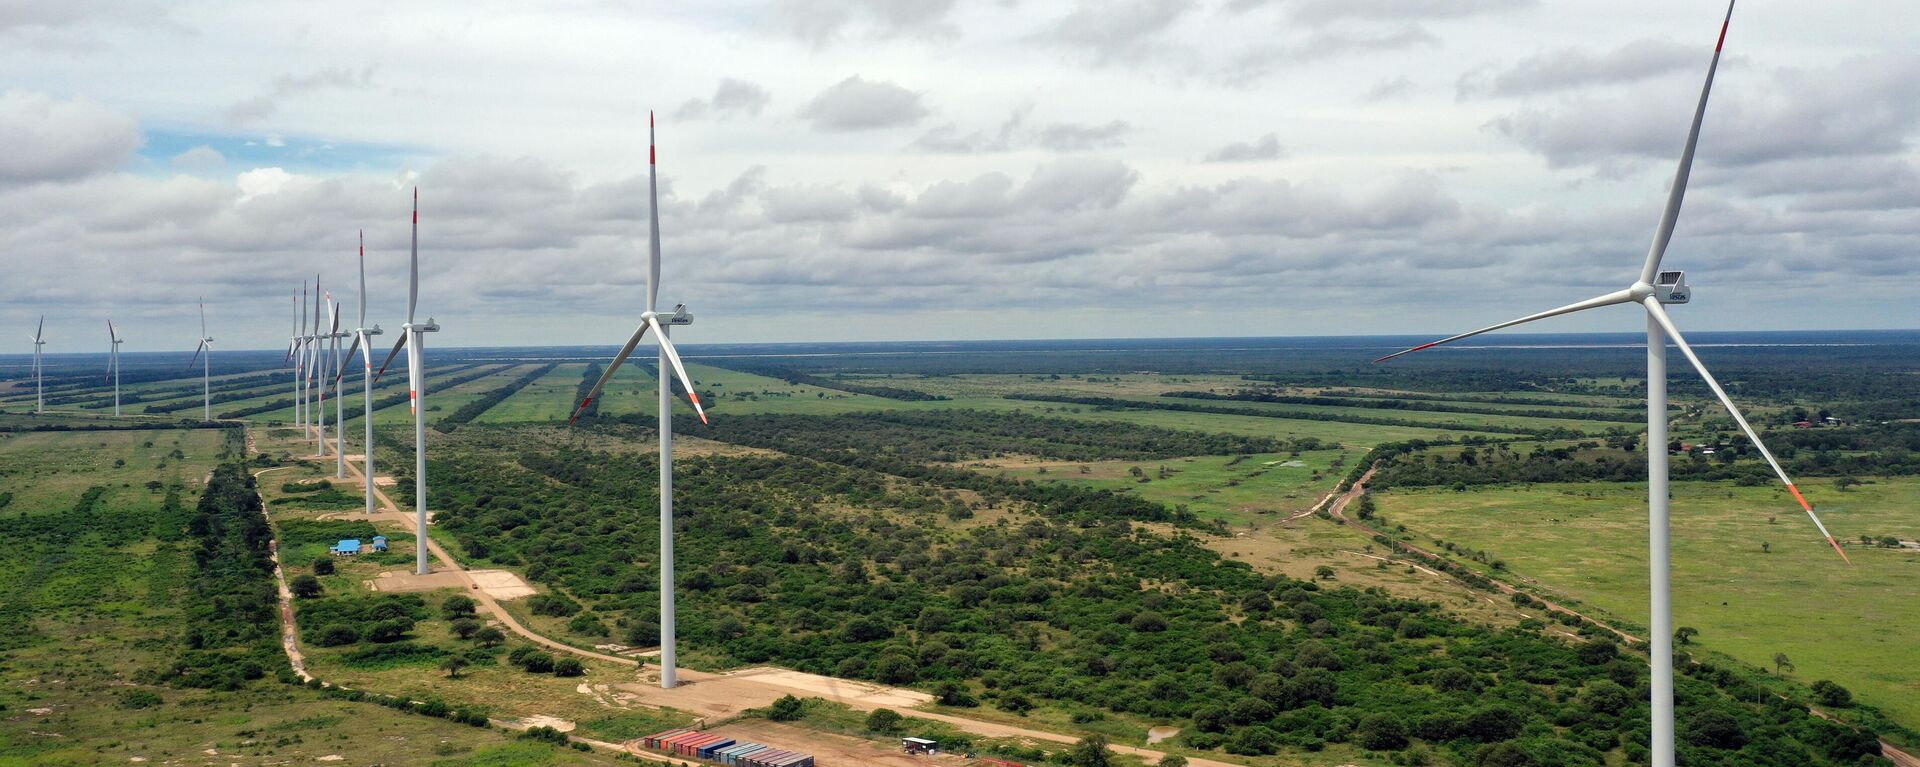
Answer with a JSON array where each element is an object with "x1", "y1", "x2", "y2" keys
[
  {"x1": 1164, "y1": 389, "x2": 1645, "y2": 423},
  {"x1": 435, "y1": 363, "x2": 560, "y2": 432},
  {"x1": 1006, "y1": 393, "x2": 1587, "y2": 437}
]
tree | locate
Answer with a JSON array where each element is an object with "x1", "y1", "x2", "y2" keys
[
  {"x1": 1684, "y1": 708, "x2": 1748, "y2": 749},
  {"x1": 1355, "y1": 713, "x2": 1410, "y2": 751},
  {"x1": 1067, "y1": 734, "x2": 1113, "y2": 767},
  {"x1": 865, "y1": 708, "x2": 904, "y2": 733},
  {"x1": 1761, "y1": 541, "x2": 1771, "y2": 554},
  {"x1": 767, "y1": 694, "x2": 805, "y2": 722},
  {"x1": 366, "y1": 619, "x2": 410, "y2": 643},
  {"x1": 290, "y1": 574, "x2": 323, "y2": 599},
  {"x1": 441, "y1": 656, "x2": 469, "y2": 679},
  {"x1": 450, "y1": 617, "x2": 482, "y2": 639},
  {"x1": 1833, "y1": 476, "x2": 1862, "y2": 491},
  {"x1": 1158, "y1": 756, "x2": 1188, "y2": 767},
  {"x1": 933, "y1": 681, "x2": 978, "y2": 707},
  {"x1": 312, "y1": 558, "x2": 335, "y2": 575},
  {"x1": 1773, "y1": 652, "x2": 1794, "y2": 674},
  {"x1": 316, "y1": 623, "x2": 359, "y2": 646},
  {"x1": 552, "y1": 657, "x2": 585, "y2": 677},
  {"x1": 1675, "y1": 626, "x2": 1699, "y2": 645},
  {"x1": 1313, "y1": 565, "x2": 1335, "y2": 580},
  {"x1": 472, "y1": 626, "x2": 505, "y2": 646},
  {"x1": 442, "y1": 595, "x2": 477, "y2": 619},
  {"x1": 1811, "y1": 680, "x2": 1853, "y2": 708}
]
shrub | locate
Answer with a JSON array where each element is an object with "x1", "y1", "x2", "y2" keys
[
  {"x1": 442, "y1": 595, "x2": 477, "y2": 619},
  {"x1": 767, "y1": 694, "x2": 805, "y2": 722},
  {"x1": 1810, "y1": 680, "x2": 1852, "y2": 708},
  {"x1": 1355, "y1": 713, "x2": 1410, "y2": 751},
  {"x1": 316, "y1": 624, "x2": 360, "y2": 646},
  {"x1": 119, "y1": 689, "x2": 164, "y2": 709},
  {"x1": 866, "y1": 708, "x2": 904, "y2": 733},
  {"x1": 290, "y1": 574, "x2": 323, "y2": 599},
  {"x1": 553, "y1": 657, "x2": 585, "y2": 677},
  {"x1": 313, "y1": 558, "x2": 335, "y2": 576}
]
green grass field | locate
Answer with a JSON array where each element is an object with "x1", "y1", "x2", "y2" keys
[
  {"x1": 0, "y1": 425, "x2": 623, "y2": 766},
  {"x1": 977, "y1": 449, "x2": 1350, "y2": 524},
  {"x1": 1375, "y1": 477, "x2": 1920, "y2": 730}
]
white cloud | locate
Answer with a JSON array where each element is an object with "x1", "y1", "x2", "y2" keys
[
  {"x1": 798, "y1": 75, "x2": 929, "y2": 132},
  {"x1": 0, "y1": 90, "x2": 140, "y2": 185}
]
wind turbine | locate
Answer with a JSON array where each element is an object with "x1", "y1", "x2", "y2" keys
[
  {"x1": 1376, "y1": 5, "x2": 1846, "y2": 766},
  {"x1": 290, "y1": 283, "x2": 308, "y2": 431},
  {"x1": 566, "y1": 113, "x2": 709, "y2": 690},
  {"x1": 310, "y1": 278, "x2": 327, "y2": 455},
  {"x1": 375, "y1": 189, "x2": 439, "y2": 576},
  {"x1": 329, "y1": 295, "x2": 348, "y2": 478},
  {"x1": 332, "y1": 231, "x2": 384, "y2": 515},
  {"x1": 187, "y1": 300, "x2": 213, "y2": 422},
  {"x1": 30, "y1": 316, "x2": 45, "y2": 414},
  {"x1": 107, "y1": 319, "x2": 123, "y2": 417}
]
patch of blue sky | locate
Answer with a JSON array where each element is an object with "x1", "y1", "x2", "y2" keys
[{"x1": 136, "y1": 127, "x2": 429, "y2": 176}]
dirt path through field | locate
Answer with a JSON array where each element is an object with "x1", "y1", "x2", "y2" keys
[
  {"x1": 253, "y1": 465, "x2": 311, "y2": 681},
  {"x1": 290, "y1": 424, "x2": 639, "y2": 669},
  {"x1": 1326, "y1": 466, "x2": 1639, "y2": 644}
]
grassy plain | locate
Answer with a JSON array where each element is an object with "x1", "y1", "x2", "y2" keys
[{"x1": 1375, "y1": 477, "x2": 1920, "y2": 730}]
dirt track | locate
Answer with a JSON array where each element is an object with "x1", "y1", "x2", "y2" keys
[{"x1": 293, "y1": 424, "x2": 639, "y2": 669}]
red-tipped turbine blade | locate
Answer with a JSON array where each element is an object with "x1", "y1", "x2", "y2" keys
[
  {"x1": 1376, "y1": 289, "x2": 1636, "y2": 363},
  {"x1": 1644, "y1": 299, "x2": 1850, "y2": 564},
  {"x1": 567, "y1": 321, "x2": 652, "y2": 425},
  {"x1": 650, "y1": 317, "x2": 707, "y2": 425}
]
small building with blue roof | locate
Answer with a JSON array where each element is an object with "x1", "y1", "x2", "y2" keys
[{"x1": 333, "y1": 539, "x2": 362, "y2": 556}]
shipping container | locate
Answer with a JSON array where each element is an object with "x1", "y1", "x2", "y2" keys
[
  {"x1": 773, "y1": 752, "x2": 815, "y2": 767},
  {"x1": 733, "y1": 743, "x2": 773, "y2": 765},
  {"x1": 699, "y1": 737, "x2": 738, "y2": 758},
  {"x1": 681, "y1": 734, "x2": 724, "y2": 756},
  {"x1": 643, "y1": 728, "x2": 691, "y2": 749},
  {"x1": 660, "y1": 730, "x2": 707, "y2": 754},
  {"x1": 745, "y1": 747, "x2": 790, "y2": 767},
  {"x1": 719, "y1": 742, "x2": 763, "y2": 765}
]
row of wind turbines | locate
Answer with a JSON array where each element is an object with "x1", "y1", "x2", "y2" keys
[{"x1": 10, "y1": 6, "x2": 1848, "y2": 765}]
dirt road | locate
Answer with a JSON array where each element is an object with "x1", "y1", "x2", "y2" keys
[
  {"x1": 253, "y1": 465, "x2": 311, "y2": 682},
  {"x1": 293, "y1": 425, "x2": 639, "y2": 669},
  {"x1": 1325, "y1": 466, "x2": 1639, "y2": 644}
]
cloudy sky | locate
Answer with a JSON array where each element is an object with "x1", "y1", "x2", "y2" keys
[{"x1": 3, "y1": 0, "x2": 1915, "y2": 351}]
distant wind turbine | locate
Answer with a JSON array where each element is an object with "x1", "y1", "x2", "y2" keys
[
  {"x1": 291, "y1": 283, "x2": 308, "y2": 432},
  {"x1": 1376, "y1": 5, "x2": 1845, "y2": 766},
  {"x1": 187, "y1": 300, "x2": 213, "y2": 421},
  {"x1": 30, "y1": 316, "x2": 46, "y2": 414},
  {"x1": 107, "y1": 319, "x2": 123, "y2": 417},
  {"x1": 332, "y1": 231, "x2": 384, "y2": 513},
  {"x1": 309, "y1": 277, "x2": 326, "y2": 455},
  {"x1": 567, "y1": 113, "x2": 709, "y2": 690},
  {"x1": 328, "y1": 295, "x2": 348, "y2": 478},
  {"x1": 375, "y1": 189, "x2": 439, "y2": 575}
]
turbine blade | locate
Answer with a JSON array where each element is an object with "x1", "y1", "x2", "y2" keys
[
  {"x1": 360, "y1": 331, "x2": 374, "y2": 367},
  {"x1": 187, "y1": 340, "x2": 206, "y2": 371},
  {"x1": 199, "y1": 298, "x2": 207, "y2": 338},
  {"x1": 1375, "y1": 289, "x2": 1636, "y2": 363},
  {"x1": 373, "y1": 334, "x2": 409, "y2": 383},
  {"x1": 649, "y1": 317, "x2": 708, "y2": 425},
  {"x1": 567, "y1": 321, "x2": 651, "y2": 425},
  {"x1": 36, "y1": 315, "x2": 44, "y2": 342},
  {"x1": 333, "y1": 335, "x2": 361, "y2": 392},
  {"x1": 1639, "y1": 0, "x2": 1735, "y2": 285},
  {"x1": 647, "y1": 111, "x2": 661, "y2": 313},
  {"x1": 358, "y1": 229, "x2": 368, "y2": 327},
  {"x1": 1643, "y1": 299, "x2": 1849, "y2": 563},
  {"x1": 409, "y1": 187, "x2": 419, "y2": 323}
]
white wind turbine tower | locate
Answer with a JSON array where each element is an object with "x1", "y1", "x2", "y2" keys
[
  {"x1": 309, "y1": 278, "x2": 328, "y2": 455},
  {"x1": 290, "y1": 283, "x2": 308, "y2": 432},
  {"x1": 567, "y1": 113, "x2": 709, "y2": 690},
  {"x1": 328, "y1": 295, "x2": 348, "y2": 478},
  {"x1": 1376, "y1": 5, "x2": 1847, "y2": 766},
  {"x1": 332, "y1": 231, "x2": 384, "y2": 515},
  {"x1": 30, "y1": 316, "x2": 46, "y2": 414},
  {"x1": 187, "y1": 300, "x2": 213, "y2": 422},
  {"x1": 107, "y1": 319, "x2": 124, "y2": 417},
  {"x1": 375, "y1": 189, "x2": 439, "y2": 576}
]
